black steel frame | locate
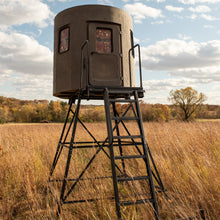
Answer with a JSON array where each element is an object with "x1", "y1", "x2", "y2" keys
[{"x1": 48, "y1": 87, "x2": 165, "y2": 220}]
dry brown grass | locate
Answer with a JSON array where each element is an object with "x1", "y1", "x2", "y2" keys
[{"x1": 0, "y1": 121, "x2": 219, "y2": 219}]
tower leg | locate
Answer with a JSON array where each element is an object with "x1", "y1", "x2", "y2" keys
[
  {"x1": 49, "y1": 98, "x2": 75, "y2": 178},
  {"x1": 60, "y1": 94, "x2": 81, "y2": 204}
]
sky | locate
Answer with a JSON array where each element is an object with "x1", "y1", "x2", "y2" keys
[{"x1": 0, "y1": 0, "x2": 220, "y2": 104}]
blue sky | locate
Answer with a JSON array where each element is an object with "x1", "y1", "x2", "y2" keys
[{"x1": 0, "y1": 0, "x2": 220, "y2": 104}]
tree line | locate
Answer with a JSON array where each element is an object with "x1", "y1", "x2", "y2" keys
[
  {"x1": 0, "y1": 88, "x2": 220, "y2": 123},
  {"x1": 0, "y1": 98, "x2": 219, "y2": 123},
  {"x1": 0, "y1": 96, "x2": 107, "y2": 123}
]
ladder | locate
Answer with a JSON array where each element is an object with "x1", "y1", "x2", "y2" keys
[{"x1": 104, "y1": 88, "x2": 164, "y2": 220}]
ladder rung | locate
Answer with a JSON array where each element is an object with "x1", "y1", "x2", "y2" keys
[
  {"x1": 113, "y1": 135, "x2": 142, "y2": 139},
  {"x1": 112, "y1": 142, "x2": 143, "y2": 147},
  {"x1": 115, "y1": 155, "x2": 145, "y2": 160},
  {"x1": 120, "y1": 199, "x2": 153, "y2": 206},
  {"x1": 117, "y1": 175, "x2": 149, "y2": 182},
  {"x1": 111, "y1": 116, "x2": 138, "y2": 121},
  {"x1": 109, "y1": 99, "x2": 137, "y2": 103}
]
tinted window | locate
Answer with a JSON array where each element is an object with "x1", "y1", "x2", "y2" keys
[
  {"x1": 96, "y1": 28, "x2": 112, "y2": 53},
  {"x1": 59, "y1": 27, "x2": 69, "y2": 53}
]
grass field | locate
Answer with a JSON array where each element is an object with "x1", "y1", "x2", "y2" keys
[{"x1": 0, "y1": 121, "x2": 219, "y2": 219}]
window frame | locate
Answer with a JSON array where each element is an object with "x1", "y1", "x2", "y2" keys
[{"x1": 58, "y1": 26, "x2": 70, "y2": 54}]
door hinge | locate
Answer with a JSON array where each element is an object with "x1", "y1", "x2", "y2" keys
[
  {"x1": 119, "y1": 53, "x2": 123, "y2": 57},
  {"x1": 120, "y1": 76, "x2": 124, "y2": 81}
]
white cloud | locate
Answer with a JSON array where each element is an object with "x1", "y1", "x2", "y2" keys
[
  {"x1": 201, "y1": 14, "x2": 216, "y2": 20},
  {"x1": 134, "y1": 37, "x2": 140, "y2": 43},
  {"x1": 189, "y1": 5, "x2": 211, "y2": 13},
  {"x1": 141, "y1": 39, "x2": 220, "y2": 104},
  {"x1": 187, "y1": 5, "x2": 217, "y2": 21},
  {"x1": 142, "y1": 78, "x2": 219, "y2": 104},
  {"x1": 0, "y1": 31, "x2": 53, "y2": 76},
  {"x1": 189, "y1": 14, "x2": 197, "y2": 19},
  {"x1": 189, "y1": 13, "x2": 217, "y2": 21},
  {"x1": 140, "y1": 39, "x2": 220, "y2": 83},
  {"x1": 170, "y1": 66, "x2": 220, "y2": 81},
  {"x1": 165, "y1": 5, "x2": 184, "y2": 12},
  {"x1": 0, "y1": 0, "x2": 54, "y2": 28},
  {"x1": 0, "y1": 31, "x2": 53, "y2": 100},
  {"x1": 151, "y1": 20, "x2": 164, "y2": 24},
  {"x1": 142, "y1": 77, "x2": 209, "y2": 103},
  {"x1": 143, "y1": 78, "x2": 203, "y2": 92},
  {"x1": 140, "y1": 38, "x2": 220, "y2": 103},
  {"x1": 205, "y1": 87, "x2": 220, "y2": 104},
  {"x1": 179, "y1": 0, "x2": 220, "y2": 4},
  {"x1": 124, "y1": 3, "x2": 163, "y2": 23},
  {"x1": 0, "y1": 74, "x2": 53, "y2": 100}
]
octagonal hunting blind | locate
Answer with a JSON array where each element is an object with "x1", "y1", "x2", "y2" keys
[{"x1": 53, "y1": 5, "x2": 136, "y2": 99}]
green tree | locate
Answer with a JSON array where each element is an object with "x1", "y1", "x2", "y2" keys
[{"x1": 168, "y1": 87, "x2": 206, "y2": 121}]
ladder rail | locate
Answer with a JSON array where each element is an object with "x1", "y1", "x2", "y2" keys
[
  {"x1": 112, "y1": 102, "x2": 165, "y2": 191},
  {"x1": 112, "y1": 102, "x2": 126, "y2": 174},
  {"x1": 134, "y1": 90, "x2": 159, "y2": 219},
  {"x1": 104, "y1": 88, "x2": 122, "y2": 219}
]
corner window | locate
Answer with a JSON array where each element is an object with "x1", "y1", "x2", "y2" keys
[
  {"x1": 59, "y1": 27, "x2": 69, "y2": 53},
  {"x1": 96, "y1": 28, "x2": 112, "y2": 53}
]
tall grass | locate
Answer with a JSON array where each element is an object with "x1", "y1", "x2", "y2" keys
[{"x1": 0, "y1": 122, "x2": 219, "y2": 219}]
